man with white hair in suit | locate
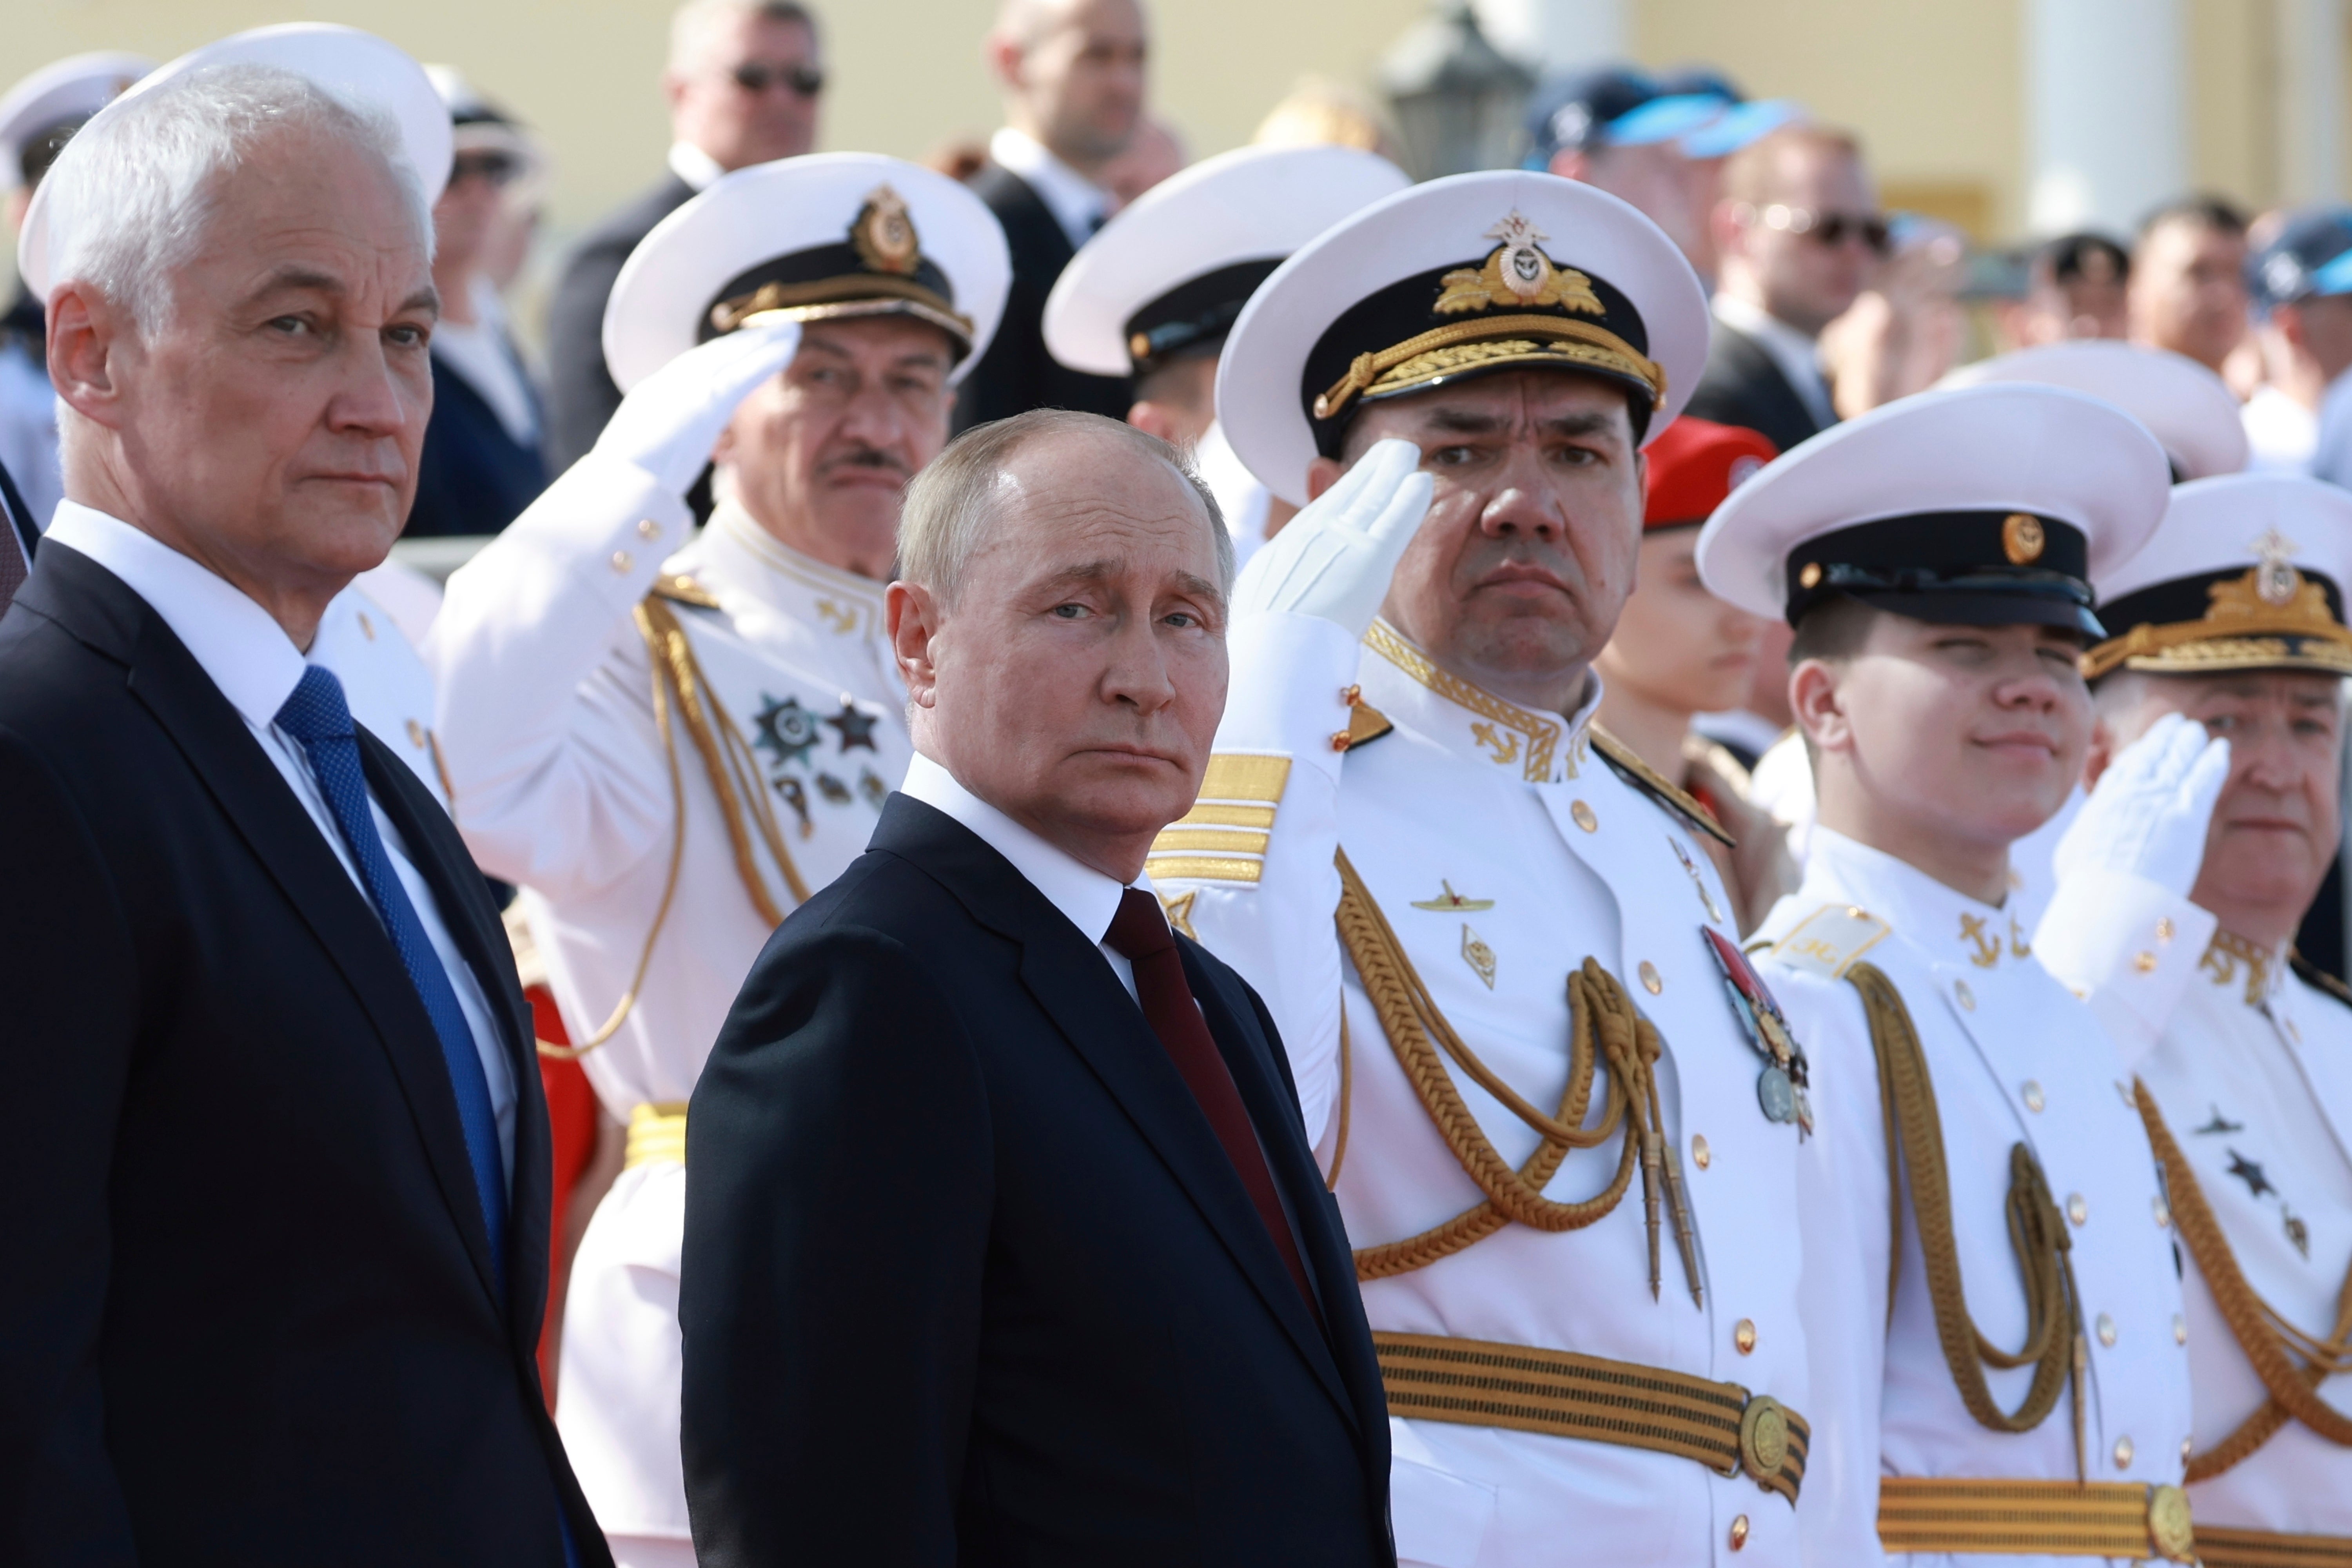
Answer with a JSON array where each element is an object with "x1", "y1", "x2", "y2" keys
[{"x1": 0, "y1": 25, "x2": 602, "y2": 1563}]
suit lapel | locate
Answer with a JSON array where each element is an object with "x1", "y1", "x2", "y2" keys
[
  {"x1": 875, "y1": 797, "x2": 1353, "y2": 1412},
  {"x1": 75, "y1": 564, "x2": 508, "y2": 1308},
  {"x1": 1719, "y1": 324, "x2": 1824, "y2": 446}
]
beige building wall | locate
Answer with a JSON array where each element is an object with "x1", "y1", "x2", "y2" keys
[{"x1": 7, "y1": 0, "x2": 2348, "y2": 267}]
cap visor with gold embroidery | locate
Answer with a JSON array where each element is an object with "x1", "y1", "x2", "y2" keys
[
  {"x1": 1216, "y1": 170, "x2": 1708, "y2": 506},
  {"x1": 1044, "y1": 143, "x2": 1408, "y2": 379},
  {"x1": 1938, "y1": 341, "x2": 2248, "y2": 481},
  {"x1": 603, "y1": 152, "x2": 1011, "y2": 394},
  {"x1": 2084, "y1": 472, "x2": 2352, "y2": 679},
  {"x1": 1696, "y1": 383, "x2": 2170, "y2": 635},
  {"x1": 19, "y1": 25, "x2": 448, "y2": 301}
]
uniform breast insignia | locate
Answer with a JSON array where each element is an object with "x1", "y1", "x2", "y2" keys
[
  {"x1": 824, "y1": 697, "x2": 880, "y2": 751},
  {"x1": 1460, "y1": 924, "x2": 1498, "y2": 988},
  {"x1": 1768, "y1": 903, "x2": 1893, "y2": 980},
  {"x1": 858, "y1": 768, "x2": 887, "y2": 808},
  {"x1": 1411, "y1": 881, "x2": 1495, "y2": 912},
  {"x1": 815, "y1": 772, "x2": 852, "y2": 805},
  {"x1": 1704, "y1": 927, "x2": 1813, "y2": 1136},
  {"x1": 2283, "y1": 1203, "x2": 2311, "y2": 1259},
  {"x1": 1159, "y1": 889, "x2": 1200, "y2": 941},
  {"x1": 753, "y1": 694, "x2": 823, "y2": 769},
  {"x1": 2194, "y1": 1105, "x2": 2245, "y2": 1135},
  {"x1": 775, "y1": 775, "x2": 812, "y2": 837},
  {"x1": 1589, "y1": 728, "x2": 1736, "y2": 848},
  {"x1": 2225, "y1": 1149, "x2": 2276, "y2": 1198},
  {"x1": 1145, "y1": 752, "x2": 1291, "y2": 886}
]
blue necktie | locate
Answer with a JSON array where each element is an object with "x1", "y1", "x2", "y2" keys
[{"x1": 275, "y1": 666, "x2": 508, "y2": 1290}]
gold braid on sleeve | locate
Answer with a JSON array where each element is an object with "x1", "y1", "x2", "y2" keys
[
  {"x1": 1333, "y1": 850, "x2": 1700, "y2": 1302},
  {"x1": 1846, "y1": 962, "x2": 2090, "y2": 1474},
  {"x1": 2133, "y1": 1080, "x2": 2352, "y2": 1479}
]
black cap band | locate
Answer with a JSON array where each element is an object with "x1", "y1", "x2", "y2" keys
[
  {"x1": 1786, "y1": 510, "x2": 2099, "y2": 635},
  {"x1": 1122, "y1": 258, "x2": 1282, "y2": 377}
]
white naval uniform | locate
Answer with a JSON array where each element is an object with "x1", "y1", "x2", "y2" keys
[
  {"x1": 427, "y1": 458, "x2": 911, "y2": 1553},
  {"x1": 1152, "y1": 612, "x2": 1811, "y2": 1568},
  {"x1": 310, "y1": 581, "x2": 446, "y2": 808},
  {"x1": 2037, "y1": 874, "x2": 2352, "y2": 1541},
  {"x1": 1754, "y1": 830, "x2": 2193, "y2": 1567}
]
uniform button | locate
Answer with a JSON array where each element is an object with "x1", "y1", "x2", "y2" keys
[
  {"x1": 2113, "y1": 1436, "x2": 2134, "y2": 1469},
  {"x1": 1729, "y1": 1514, "x2": 1750, "y2": 1550},
  {"x1": 356, "y1": 610, "x2": 376, "y2": 641},
  {"x1": 2156, "y1": 916, "x2": 2175, "y2": 942},
  {"x1": 1691, "y1": 1134, "x2": 1711, "y2": 1170},
  {"x1": 405, "y1": 719, "x2": 427, "y2": 749},
  {"x1": 1735, "y1": 1318, "x2": 1757, "y2": 1354},
  {"x1": 1571, "y1": 799, "x2": 1598, "y2": 832},
  {"x1": 2068, "y1": 1193, "x2": 2089, "y2": 1226},
  {"x1": 2096, "y1": 1312, "x2": 2116, "y2": 1348},
  {"x1": 1639, "y1": 960, "x2": 1662, "y2": 994},
  {"x1": 2133, "y1": 951, "x2": 2158, "y2": 973},
  {"x1": 2153, "y1": 1195, "x2": 2171, "y2": 1229},
  {"x1": 2182, "y1": 1436, "x2": 2194, "y2": 1463},
  {"x1": 2022, "y1": 1080, "x2": 2045, "y2": 1113},
  {"x1": 611, "y1": 550, "x2": 635, "y2": 573},
  {"x1": 636, "y1": 518, "x2": 662, "y2": 540},
  {"x1": 1954, "y1": 980, "x2": 1976, "y2": 1011},
  {"x1": 2174, "y1": 1314, "x2": 2188, "y2": 1345}
]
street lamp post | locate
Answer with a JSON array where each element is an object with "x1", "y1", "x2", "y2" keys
[{"x1": 1380, "y1": 0, "x2": 1538, "y2": 181}]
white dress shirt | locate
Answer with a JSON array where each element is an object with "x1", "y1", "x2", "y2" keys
[
  {"x1": 1711, "y1": 291, "x2": 1837, "y2": 430},
  {"x1": 665, "y1": 140, "x2": 724, "y2": 193},
  {"x1": 44, "y1": 501, "x2": 516, "y2": 1181},
  {"x1": 2242, "y1": 383, "x2": 2319, "y2": 475},
  {"x1": 900, "y1": 750, "x2": 1140, "y2": 1000},
  {"x1": 430, "y1": 279, "x2": 539, "y2": 447},
  {"x1": 988, "y1": 125, "x2": 1109, "y2": 250}
]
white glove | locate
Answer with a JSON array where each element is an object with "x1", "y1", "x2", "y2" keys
[
  {"x1": 2053, "y1": 711, "x2": 2232, "y2": 899},
  {"x1": 591, "y1": 319, "x2": 803, "y2": 496},
  {"x1": 1230, "y1": 437, "x2": 1433, "y2": 638}
]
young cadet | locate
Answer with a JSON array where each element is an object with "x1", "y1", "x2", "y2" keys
[
  {"x1": 1042, "y1": 142, "x2": 1407, "y2": 563},
  {"x1": 430, "y1": 155, "x2": 1007, "y2": 1568},
  {"x1": 2034, "y1": 473, "x2": 2352, "y2": 1564},
  {"x1": 1594, "y1": 414, "x2": 1792, "y2": 930},
  {"x1": 1698, "y1": 383, "x2": 2201, "y2": 1565},
  {"x1": 1156, "y1": 171, "x2": 1815, "y2": 1567}
]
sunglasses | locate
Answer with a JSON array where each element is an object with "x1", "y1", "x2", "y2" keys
[
  {"x1": 449, "y1": 150, "x2": 522, "y2": 187},
  {"x1": 1742, "y1": 202, "x2": 1892, "y2": 255},
  {"x1": 731, "y1": 60, "x2": 826, "y2": 97}
]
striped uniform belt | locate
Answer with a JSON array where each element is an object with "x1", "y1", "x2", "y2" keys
[
  {"x1": 1372, "y1": 1332, "x2": 1809, "y2": 1503},
  {"x1": 624, "y1": 1102, "x2": 688, "y2": 1171},
  {"x1": 2194, "y1": 1525, "x2": 2352, "y2": 1568},
  {"x1": 1876, "y1": 1476, "x2": 2197, "y2": 1561}
]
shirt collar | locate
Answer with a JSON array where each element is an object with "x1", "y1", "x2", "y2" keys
[
  {"x1": 1354, "y1": 617, "x2": 1599, "y2": 784},
  {"x1": 1806, "y1": 826, "x2": 2037, "y2": 971},
  {"x1": 900, "y1": 751, "x2": 1135, "y2": 944},
  {"x1": 43, "y1": 500, "x2": 307, "y2": 729},
  {"x1": 702, "y1": 500, "x2": 888, "y2": 629},
  {"x1": 989, "y1": 126, "x2": 1108, "y2": 250},
  {"x1": 668, "y1": 140, "x2": 725, "y2": 192}
]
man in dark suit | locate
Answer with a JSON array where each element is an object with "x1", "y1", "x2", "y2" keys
[
  {"x1": 0, "y1": 47, "x2": 604, "y2": 1564},
  {"x1": 543, "y1": 0, "x2": 823, "y2": 470},
  {"x1": 0, "y1": 450, "x2": 34, "y2": 616},
  {"x1": 681, "y1": 410, "x2": 1394, "y2": 1565},
  {"x1": 1688, "y1": 123, "x2": 1886, "y2": 454},
  {"x1": 953, "y1": 0, "x2": 1146, "y2": 429}
]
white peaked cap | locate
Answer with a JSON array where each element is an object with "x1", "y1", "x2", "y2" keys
[
  {"x1": 1939, "y1": 340, "x2": 2249, "y2": 481},
  {"x1": 1043, "y1": 144, "x2": 1410, "y2": 377},
  {"x1": 603, "y1": 152, "x2": 1012, "y2": 394}
]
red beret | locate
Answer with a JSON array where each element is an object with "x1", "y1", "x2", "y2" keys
[{"x1": 1644, "y1": 416, "x2": 1779, "y2": 529}]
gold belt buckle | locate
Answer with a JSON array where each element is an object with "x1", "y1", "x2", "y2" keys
[
  {"x1": 1739, "y1": 1395, "x2": 1790, "y2": 1483},
  {"x1": 2147, "y1": 1483, "x2": 2196, "y2": 1563}
]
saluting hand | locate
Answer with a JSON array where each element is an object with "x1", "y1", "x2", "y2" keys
[
  {"x1": 2055, "y1": 711, "x2": 2232, "y2": 899},
  {"x1": 1229, "y1": 437, "x2": 1432, "y2": 640},
  {"x1": 593, "y1": 318, "x2": 805, "y2": 497}
]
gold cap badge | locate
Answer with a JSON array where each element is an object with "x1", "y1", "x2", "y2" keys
[
  {"x1": 2252, "y1": 526, "x2": 2302, "y2": 605},
  {"x1": 2002, "y1": 513, "x2": 2046, "y2": 565},
  {"x1": 1435, "y1": 211, "x2": 1605, "y2": 316},
  {"x1": 851, "y1": 185, "x2": 920, "y2": 276}
]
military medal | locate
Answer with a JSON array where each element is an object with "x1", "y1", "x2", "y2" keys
[{"x1": 1702, "y1": 927, "x2": 1813, "y2": 1136}]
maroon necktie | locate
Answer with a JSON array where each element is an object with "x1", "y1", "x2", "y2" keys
[{"x1": 1106, "y1": 888, "x2": 1319, "y2": 1319}]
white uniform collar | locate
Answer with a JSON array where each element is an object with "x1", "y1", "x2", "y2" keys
[
  {"x1": 1711, "y1": 290, "x2": 1834, "y2": 428},
  {"x1": 667, "y1": 140, "x2": 724, "y2": 192},
  {"x1": 1804, "y1": 826, "x2": 2037, "y2": 971},
  {"x1": 2201, "y1": 928, "x2": 2288, "y2": 1008},
  {"x1": 988, "y1": 126, "x2": 1108, "y2": 250},
  {"x1": 900, "y1": 750, "x2": 1137, "y2": 944},
  {"x1": 44, "y1": 500, "x2": 308, "y2": 728},
  {"x1": 698, "y1": 500, "x2": 889, "y2": 635},
  {"x1": 1356, "y1": 617, "x2": 1600, "y2": 784}
]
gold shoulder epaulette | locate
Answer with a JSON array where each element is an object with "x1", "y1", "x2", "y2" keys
[
  {"x1": 1590, "y1": 726, "x2": 1735, "y2": 847},
  {"x1": 2290, "y1": 951, "x2": 2352, "y2": 1009},
  {"x1": 649, "y1": 573, "x2": 720, "y2": 610},
  {"x1": 1345, "y1": 699, "x2": 1394, "y2": 750},
  {"x1": 1769, "y1": 903, "x2": 1893, "y2": 979}
]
